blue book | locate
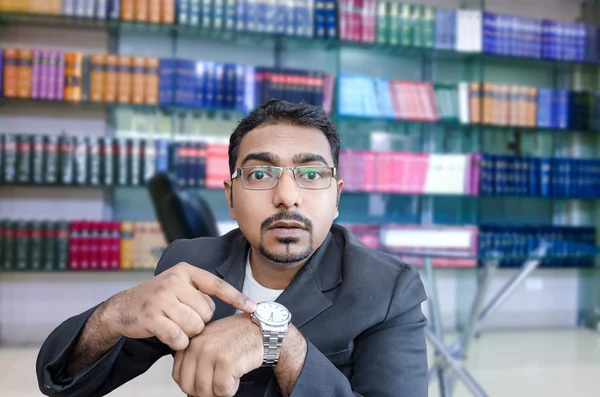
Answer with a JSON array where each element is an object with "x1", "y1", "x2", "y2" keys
[
  {"x1": 225, "y1": 0, "x2": 237, "y2": 30},
  {"x1": 155, "y1": 140, "x2": 170, "y2": 174},
  {"x1": 284, "y1": 0, "x2": 295, "y2": 36},
  {"x1": 223, "y1": 64, "x2": 236, "y2": 109},
  {"x1": 203, "y1": 61, "x2": 217, "y2": 108},
  {"x1": 264, "y1": 0, "x2": 277, "y2": 34},
  {"x1": 178, "y1": 0, "x2": 191, "y2": 25},
  {"x1": 541, "y1": 20, "x2": 556, "y2": 59},
  {"x1": 236, "y1": 0, "x2": 246, "y2": 31},
  {"x1": 234, "y1": 64, "x2": 246, "y2": 111},
  {"x1": 108, "y1": 0, "x2": 120, "y2": 20},
  {"x1": 96, "y1": 0, "x2": 108, "y2": 19},
  {"x1": 246, "y1": 0, "x2": 257, "y2": 32},
  {"x1": 482, "y1": 12, "x2": 496, "y2": 55},
  {"x1": 243, "y1": 65, "x2": 256, "y2": 113},
  {"x1": 255, "y1": 0, "x2": 267, "y2": 33},
  {"x1": 536, "y1": 88, "x2": 551, "y2": 128},
  {"x1": 214, "y1": 63, "x2": 226, "y2": 108},
  {"x1": 189, "y1": 0, "x2": 201, "y2": 26},
  {"x1": 202, "y1": 0, "x2": 213, "y2": 29},
  {"x1": 314, "y1": 0, "x2": 326, "y2": 39},
  {"x1": 63, "y1": 0, "x2": 76, "y2": 15},
  {"x1": 213, "y1": 0, "x2": 225, "y2": 30},
  {"x1": 540, "y1": 157, "x2": 551, "y2": 197},
  {"x1": 294, "y1": 0, "x2": 308, "y2": 37},
  {"x1": 175, "y1": 59, "x2": 196, "y2": 107},
  {"x1": 325, "y1": 0, "x2": 336, "y2": 39},
  {"x1": 159, "y1": 59, "x2": 176, "y2": 106},
  {"x1": 194, "y1": 61, "x2": 206, "y2": 108},
  {"x1": 528, "y1": 157, "x2": 540, "y2": 196},
  {"x1": 479, "y1": 154, "x2": 494, "y2": 195},
  {"x1": 554, "y1": 89, "x2": 569, "y2": 129}
]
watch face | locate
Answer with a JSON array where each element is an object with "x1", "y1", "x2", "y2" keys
[{"x1": 255, "y1": 302, "x2": 291, "y2": 326}]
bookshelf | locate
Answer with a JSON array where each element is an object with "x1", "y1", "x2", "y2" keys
[{"x1": 1, "y1": 0, "x2": 600, "y2": 347}]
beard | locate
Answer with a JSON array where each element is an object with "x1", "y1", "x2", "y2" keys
[{"x1": 259, "y1": 212, "x2": 314, "y2": 264}]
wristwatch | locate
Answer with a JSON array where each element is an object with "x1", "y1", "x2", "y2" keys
[{"x1": 251, "y1": 301, "x2": 292, "y2": 367}]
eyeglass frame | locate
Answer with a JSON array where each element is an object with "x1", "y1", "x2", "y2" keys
[{"x1": 231, "y1": 165, "x2": 338, "y2": 190}]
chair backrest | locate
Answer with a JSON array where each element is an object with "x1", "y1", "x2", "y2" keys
[{"x1": 147, "y1": 172, "x2": 220, "y2": 243}]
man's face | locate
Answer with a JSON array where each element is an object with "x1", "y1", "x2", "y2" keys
[{"x1": 224, "y1": 123, "x2": 343, "y2": 266}]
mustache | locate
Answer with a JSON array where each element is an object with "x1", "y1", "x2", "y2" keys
[{"x1": 261, "y1": 212, "x2": 314, "y2": 232}]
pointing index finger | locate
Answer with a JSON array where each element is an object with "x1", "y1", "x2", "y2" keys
[{"x1": 187, "y1": 266, "x2": 256, "y2": 313}]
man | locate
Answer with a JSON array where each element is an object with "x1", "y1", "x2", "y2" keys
[{"x1": 36, "y1": 100, "x2": 428, "y2": 397}]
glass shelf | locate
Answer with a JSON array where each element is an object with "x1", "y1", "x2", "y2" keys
[
  {"x1": 1, "y1": 12, "x2": 599, "y2": 70},
  {"x1": 0, "y1": 268, "x2": 155, "y2": 273}
]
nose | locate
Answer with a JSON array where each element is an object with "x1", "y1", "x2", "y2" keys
[{"x1": 272, "y1": 169, "x2": 302, "y2": 209}]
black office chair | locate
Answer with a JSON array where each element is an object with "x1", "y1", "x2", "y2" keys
[{"x1": 147, "y1": 171, "x2": 220, "y2": 244}]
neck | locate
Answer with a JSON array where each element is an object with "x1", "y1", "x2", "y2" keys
[{"x1": 249, "y1": 249, "x2": 306, "y2": 290}]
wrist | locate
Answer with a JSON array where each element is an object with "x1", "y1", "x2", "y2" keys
[
  {"x1": 95, "y1": 295, "x2": 124, "y2": 342},
  {"x1": 274, "y1": 325, "x2": 307, "y2": 374}
]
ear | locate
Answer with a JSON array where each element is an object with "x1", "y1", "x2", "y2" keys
[
  {"x1": 334, "y1": 179, "x2": 343, "y2": 219},
  {"x1": 224, "y1": 179, "x2": 237, "y2": 220}
]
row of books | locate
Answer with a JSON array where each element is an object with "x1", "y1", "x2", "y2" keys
[
  {"x1": 0, "y1": 134, "x2": 169, "y2": 186},
  {"x1": 338, "y1": 76, "x2": 600, "y2": 132},
  {"x1": 0, "y1": 219, "x2": 167, "y2": 271},
  {"x1": 478, "y1": 225, "x2": 597, "y2": 268},
  {"x1": 1, "y1": 49, "x2": 84, "y2": 102},
  {"x1": 339, "y1": 150, "x2": 479, "y2": 195},
  {"x1": 5, "y1": 2, "x2": 600, "y2": 64},
  {"x1": 479, "y1": 155, "x2": 600, "y2": 199},
  {"x1": 338, "y1": 74, "x2": 439, "y2": 121},
  {"x1": 1, "y1": 48, "x2": 332, "y2": 111},
  {"x1": 344, "y1": 223, "x2": 597, "y2": 268}
]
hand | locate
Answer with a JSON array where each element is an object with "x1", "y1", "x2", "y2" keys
[
  {"x1": 172, "y1": 314, "x2": 264, "y2": 397},
  {"x1": 104, "y1": 262, "x2": 256, "y2": 351}
]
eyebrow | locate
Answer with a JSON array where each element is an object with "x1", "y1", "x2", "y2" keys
[
  {"x1": 292, "y1": 153, "x2": 330, "y2": 166},
  {"x1": 240, "y1": 152, "x2": 280, "y2": 167}
]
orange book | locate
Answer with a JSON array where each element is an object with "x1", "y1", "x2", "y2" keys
[
  {"x1": 161, "y1": 0, "x2": 175, "y2": 23},
  {"x1": 135, "y1": 0, "x2": 149, "y2": 22},
  {"x1": 469, "y1": 82, "x2": 481, "y2": 124},
  {"x1": 482, "y1": 83, "x2": 492, "y2": 125},
  {"x1": 64, "y1": 52, "x2": 83, "y2": 102},
  {"x1": 121, "y1": 0, "x2": 135, "y2": 20},
  {"x1": 528, "y1": 87, "x2": 538, "y2": 128},
  {"x1": 17, "y1": 48, "x2": 33, "y2": 99},
  {"x1": 120, "y1": 222, "x2": 135, "y2": 270},
  {"x1": 3, "y1": 48, "x2": 19, "y2": 98},
  {"x1": 104, "y1": 55, "x2": 118, "y2": 102},
  {"x1": 149, "y1": 0, "x2": 161, "y2": 23},
  {"x1": 132, "y1": 56, "x2": 146, "y2": 104},
  {"x1": 50, "y1": 0, "x2": 63, "y2": 14},
  {"x1": 117, "y1": 55, "x2": 133, "y2": 104},
  {"x1": 145, "y1": 57, "x2": 159, "y2": 105},
  {"x1": 90, "y1": 54, "x2": 106, "y2": 103}
]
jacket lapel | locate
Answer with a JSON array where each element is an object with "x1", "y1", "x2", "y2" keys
[{"x1": 213, "y1": 231, "x2": 249, "y2": 320}]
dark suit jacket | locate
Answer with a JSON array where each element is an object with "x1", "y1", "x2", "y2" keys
[{"x1": 36, "y1": 224, "x2": 428, "y2": 397}]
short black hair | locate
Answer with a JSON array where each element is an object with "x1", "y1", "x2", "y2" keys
[{"x1": 228, "y1": 100, "x2": 341, "y2": 176}]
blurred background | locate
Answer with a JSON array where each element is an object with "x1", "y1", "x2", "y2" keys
[{"x1": 1, "y1": 0, "x2": 600, "y2": 396}]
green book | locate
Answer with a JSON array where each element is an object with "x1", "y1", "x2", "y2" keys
[
  {"x1": 30, "y1": 221, "x2": 42, "y2": 271},
  {"x1": 32, "y1": 135, "x2": 45, "y2": 185},
  {"x1": 15, "y1": 221, "x2": 30, "y2": 271},
  {"x1": 422, "y1": 5, "x2": 435, "y2": 48},
  {"x1": 4, "y1": 134, "x2": 17, "y2": 183},
  {"x1": 17, "y1": 135, "x2": 32, "y2": 184},
  {"x1": 399, "y1": 4, "x2": 412, "y2": 47},
  {"x1": 3, "y1": 220, "x2": 15, "y2": 271},
  {"x1": 388, "y1": 2, "x2": 399, "y2": 46},
  {"x1": 377, "y1": 1, "x2": 389, "y2": 44},
  {"x1": 56, "y1": 222, "x2": 70, "y2": 271},
  {"x1": 42, "y1": 221, "x2": 57, "y2": 271},
  {"x1": 410, "y1": 4, "x2": 422, "y2": 47},
  {"x1": 44, "y1": 136, "x2": 60, "y2": 185}
]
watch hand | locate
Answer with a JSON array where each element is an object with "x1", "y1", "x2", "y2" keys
[{"x1": 269, "y1": 312, "x2": 274, "y2": 321}]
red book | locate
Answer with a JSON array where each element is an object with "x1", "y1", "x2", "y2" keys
[
  {"x1": 69, "y1": 221, "x2": 81, "y2": 270},
  {"x1": 79, "y1": 221, "x2": 90, "y2": 270},
  {"x1": 364, "y1": 151, "x2": 376, "y2": 192},
  {"x1": 110, "y1": 222, "x2": 121, "y2": 270},
  {"x1": 89, "y1": 221, "x2": 100, "y2": 270},
  {"x1": 99, "y1": 222, "x2": 111, "y2": 270}
]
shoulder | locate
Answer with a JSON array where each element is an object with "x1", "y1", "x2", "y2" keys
[
  {"x1": 154, "y1": 228, "x2": 245, "y2": 275},
  {"x1": 332, "y1": 224, "x2": 426, "y2": 316}
]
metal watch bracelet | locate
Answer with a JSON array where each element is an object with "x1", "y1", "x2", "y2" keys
[{"x1": 261, "y1": 330, "x2": 286, "y2": 366}]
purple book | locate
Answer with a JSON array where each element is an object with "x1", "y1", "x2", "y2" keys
[
  {"x1": 469, "y1": 153, "x2": 481, "y2": 195},
  {"x1": 55, "y1": 52, "x2": 65, "y2": 101},
  {"x1": 31, "y1": 50, "x2": 42, "y2": 99},
  {"x1": 40, "y1": 50, "x2": 51, "y2": 100}
]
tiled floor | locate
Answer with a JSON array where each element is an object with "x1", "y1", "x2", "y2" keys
[{"x1": 1, "y1": 329, "x2": 599, "y2": 396}]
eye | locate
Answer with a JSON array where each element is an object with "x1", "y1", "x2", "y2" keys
[
  {"x1": 247, "y1": 168, "x2": 275, "y2": 180},
  {"x1": 298, "y1": 168, "x2": 323, "y2": 180}
]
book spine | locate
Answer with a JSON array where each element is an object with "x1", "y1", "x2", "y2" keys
[
  {"x1": 89, "y1": 137, "x2": 101, "y2": 186},
  {"x1": 104, "y1": 54, "x2": 118, "y2": 102},
  {"x1": 42, "y1": 222, "x2": 57, "y2": 271},
  {"x1": 189, "y1": 0, "x2": 200, "y2": 26},
  {"x1": 88, "y1": 221, "x2": 100, "y2": 270},
  {"x1": 101, "y1": 137, "x2": 115, "y2": 186},
  {"x1": 2, "y1": 221, "x2": 14, "y2": 270},
  {"x1": 31, "y1": 135, "x2": 45, "y2": 184},
  {"x1": 120, "y1": 221, "x2": 135, "y2": 270},
  {"x1": 74, "y1": 136, "x2": 89, "y2": 185},
  {"x1": 158, "y1": 58, "x2": 174, "y2": 106},
  {"x1": 142, "y1": 139, "x2": 157, "y2": 183},
  {"x1": 30, "y1": 49, "x2": 42, "y2": 99},
  {"x1": 202, "y1": 0, "x2": 212, "y2": 28},
  {"x1": 177, "y1": 0, "x2": 190, "y2": 24},
  {"x1": 145, "y1": 57, "x2": 159, "y2": 105},
  {"x1": 3, "y1": 134, "x2": 17, "y2": 183},
  {"x1": 59, "y1": 136, "x2": 75, "y2": 185},
  {"x1": 122, "y1": 0, "x2": 135, "y2": 20},
  {"x1": 132, "y1": 56, "x2": 146, "y2": 104},
  {"x1": 130, "y1": 139, "x2": 142, "y2": 186},
  {"x1": 15, "y1": 221, "x2": 30, "y2": 271},
  {"x1": 162, "y1": 0, "x2": 175, "y2": 23},
  {"x1": 56, "y1": 51, "x2": 67, "y2": 101},
  {"x1": 63, "y1": 0, "x2": 77, "y2": 15},
  {"x1": 149, "y1": 0, "x2": 161, "y2": 22},
  {"x1": 236, "y1": 0, "x2": 246, "y2": 31},
  {"x1": 17, "y1": 49, "x2": 33, "y2": 99},
  {"x1": 17, "y1": 135, "x2": 32, "y2": 184},
  {"x1": 136, "y1": 0, "x2": 149, "y2": 21},
  {"x1": 108, "y1": 0, "x2": 121, "y2": 19},
  {"x1": 96, "y1": 0, "x2": 108, "y2": 19},
  {"x1": 116, "y1": 138, "x2": 130, "y2": 186},
  {"x1": 69, "y1": 221, "x2": 81, "y2": 270},
  {"x1": 90, "y1": 54, "x2": 105, "y2": 102},
  {"x1": 117, "y1": 55, "x2": 133, "y2": 104}
]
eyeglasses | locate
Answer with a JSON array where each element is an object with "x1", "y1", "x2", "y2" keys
[{"x1": 231, "y1": 166, "x2": 337, "y2": 190}]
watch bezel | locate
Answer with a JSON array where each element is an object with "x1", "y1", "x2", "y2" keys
[{"x1": 252, "y1": 301, "x2": 291, "y2": 327}]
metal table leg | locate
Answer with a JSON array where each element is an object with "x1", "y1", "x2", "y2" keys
[{"x1": 424, "y1": 256, "x2": 451, "y2": 397}]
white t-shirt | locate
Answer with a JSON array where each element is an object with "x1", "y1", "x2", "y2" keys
[{"x1": 235, "y1": 252, "x2": 284, "y2": 313}]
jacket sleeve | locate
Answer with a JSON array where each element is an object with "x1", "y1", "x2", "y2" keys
[
  {"x1": 36, "y1": 240, "x2": 183, "y2": 397},
  {"x1": 289, "y1": 266, "x2": 428, "y2": 397}
]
